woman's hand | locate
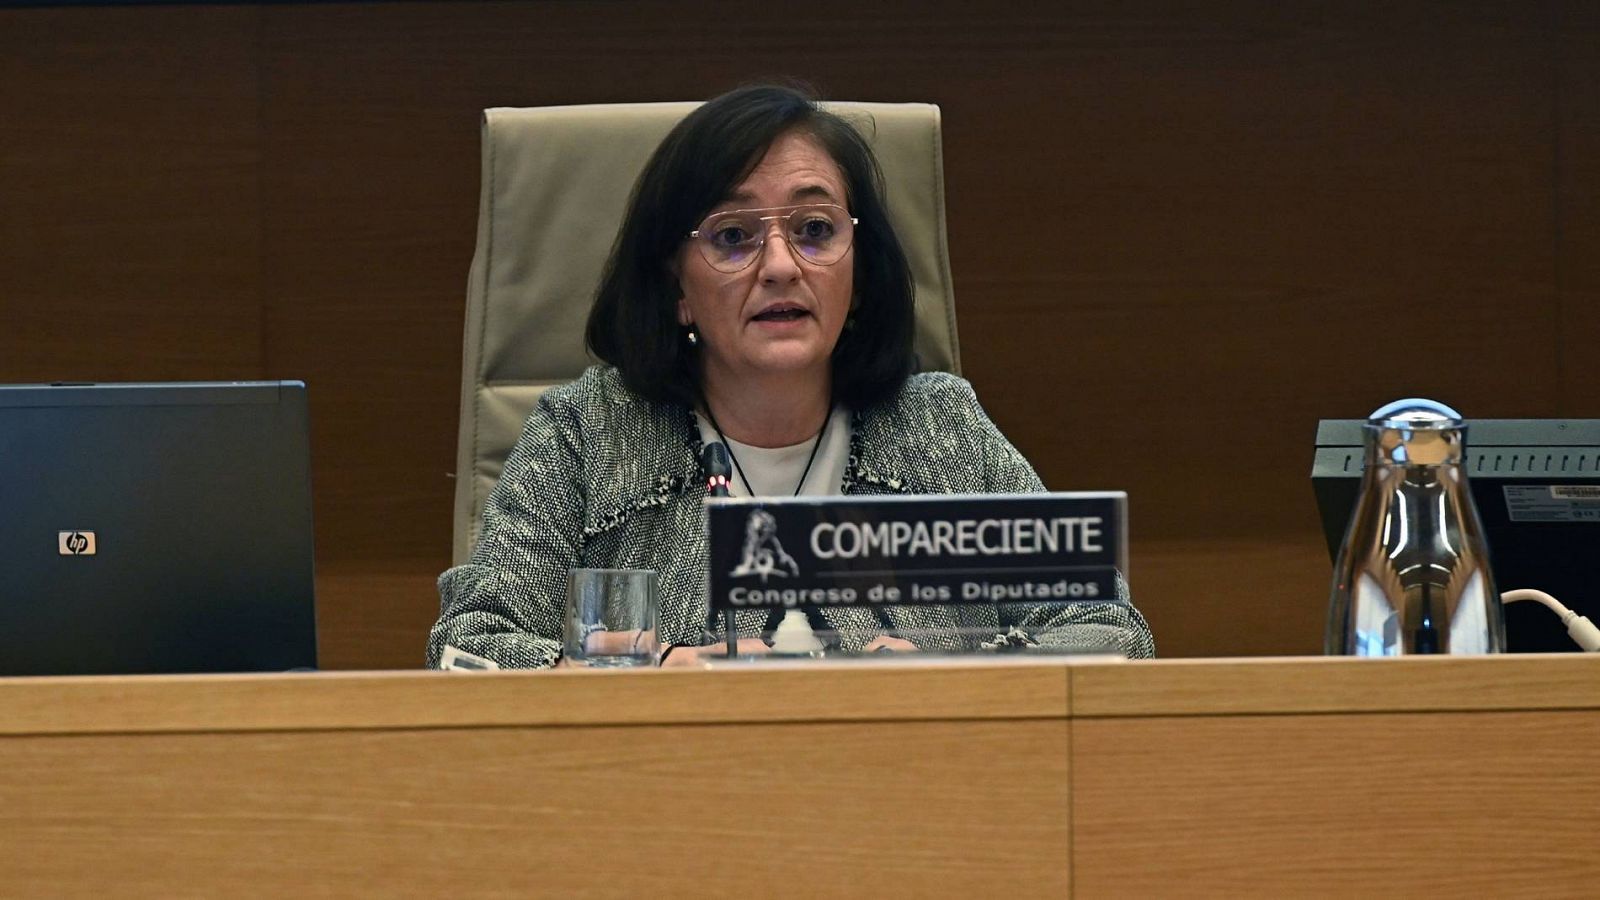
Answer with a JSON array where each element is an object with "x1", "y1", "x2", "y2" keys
[
  {"x1": 555, "y1": 628, "x2": 654, "y2": 667},
  {"x1": 862, "y1": 635, "x2": 918, "y2": 653},
  {"x1": 659, "y1": 638, "x2": 772, "y2": 668}
]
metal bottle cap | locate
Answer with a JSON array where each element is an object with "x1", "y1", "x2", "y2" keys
[{"x1": 1364, "y1": 398, "x2": 1465, "y2": 466}]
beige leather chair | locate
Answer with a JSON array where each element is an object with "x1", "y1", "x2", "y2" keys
[{"x1": 452, "y1": 102, "x2": 961, "y2": 564}]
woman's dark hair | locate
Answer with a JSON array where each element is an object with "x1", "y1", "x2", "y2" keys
[{"x1": 585, "y1": 84, "x2": 917, "y2": 411}]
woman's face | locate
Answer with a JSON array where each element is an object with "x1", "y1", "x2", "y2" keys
[{"x1": 676, "y1": 130, "x2": 854, "y2": 394}]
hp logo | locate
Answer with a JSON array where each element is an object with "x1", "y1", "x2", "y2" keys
[{"x1": 58, "y1": 531, "x2": 97, "y2": 556}]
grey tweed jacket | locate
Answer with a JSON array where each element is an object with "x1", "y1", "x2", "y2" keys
[{"x1": 428, "y1": 365, "x2": 1155, "y2": 668}]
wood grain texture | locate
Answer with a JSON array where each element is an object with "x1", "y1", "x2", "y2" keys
[
  {"x1": 0, "y1": 718, "x2": 1072, "y2": 898},
  {"x1": 313, "y1": 559, "x2": 443, "y2": 671},
  {"x1": 0, "y1": 660, "x2": 1072, "y2": 736},
  {"x1": 0, "y1": 4, "x2": 263, "y2": 382},
  {"x1": 1557, "y1": 0, "x2": 1599, "y2": 414},
  {"x1": 1071, "y1": 653, "x2": 1600, "y2": 716},
  {"x1": 947, "y1": 2, "x2": 1561, "y2": 539},
  {"x1": 15, "y1": 654, "x2": 1589, "y2": 737},
  {"x1": 0, "y1": 659, "x2": 1594, "y2": 895},
  {"x1": 1072, "y1": 710, "x2": 1600, "y2": 897},
  {"x1": 1128, "y1": 535, "x2": 1332, "y2": 658},
  {"x1": 1, "y1": 2, "x2": 1593, "y2": 665}
]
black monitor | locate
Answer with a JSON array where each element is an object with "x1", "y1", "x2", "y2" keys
[
  {"x1": 0, "y1": 381, "x2": 317, "y2": 675},
  {"x1": 1313, "y1": 419, "x2": 1600, "y2": 653}
]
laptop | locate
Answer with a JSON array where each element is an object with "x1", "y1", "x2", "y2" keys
[{"x1": 0, "y1": 381, "x2": 317, "y2": 675}]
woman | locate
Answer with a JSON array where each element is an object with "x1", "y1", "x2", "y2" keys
[{"x1": 428, "y1": 85, "x2": 1155, "y2": 668}]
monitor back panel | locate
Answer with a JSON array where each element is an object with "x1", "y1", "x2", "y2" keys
[{"x1": 0, "y1": 382, "x2": 317, "y2": 675}]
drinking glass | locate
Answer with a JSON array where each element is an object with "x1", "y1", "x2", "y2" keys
[{"x1": 563, "y1": 568, "x2": 660, "y2": 667}]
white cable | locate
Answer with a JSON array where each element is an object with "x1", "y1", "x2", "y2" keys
[
  {"x1": 1501, "y1": 589, "x2": 1600, "y2": 652},
  {"x1": 1502, "y1": 589, "x2": 1569, "y2": 617}
]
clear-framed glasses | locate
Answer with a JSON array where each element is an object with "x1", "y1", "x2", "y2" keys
[{"x1": 687, "y1": 204, "x2": 858, "y2": 274}]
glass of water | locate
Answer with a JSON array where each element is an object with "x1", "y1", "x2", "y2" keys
[{"x1": 563, "y1": 568, "x2": 660, "y2": 667}]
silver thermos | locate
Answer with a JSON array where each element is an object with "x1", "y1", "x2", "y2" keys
[{"x1": 1327, "y1": 399, "x2": 1505, "y2": 655}]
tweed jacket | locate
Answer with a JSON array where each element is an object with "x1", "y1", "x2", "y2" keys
[{"x1": 428, "y1": 365, "x2": 1155, "y2": 668}]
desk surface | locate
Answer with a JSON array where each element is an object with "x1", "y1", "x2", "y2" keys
[
  {"x1": 2, "y1": 653, "x2": 1594, "y2": 733},
  {"x1": 2, "y1": 656, "x2": 1596, "y2": 897}
]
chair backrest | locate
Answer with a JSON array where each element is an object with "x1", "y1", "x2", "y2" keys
[{"x1": 453, "y1": 101, "x2": 961, "y2": 564}]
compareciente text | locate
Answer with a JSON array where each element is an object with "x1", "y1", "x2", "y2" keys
[{"x1": 809, "y1": 517, "x2": 1104, "y2": 559}]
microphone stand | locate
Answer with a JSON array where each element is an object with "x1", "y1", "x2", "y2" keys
[{"x1": 700, "y1": 442, "x2": 739, "y2": 660}]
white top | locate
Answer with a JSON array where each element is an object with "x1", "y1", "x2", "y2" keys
[{"x1": 695, "y1": 406, "x2": 851, "y2": 498}]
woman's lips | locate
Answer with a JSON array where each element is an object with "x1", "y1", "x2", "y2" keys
[{"x1": 751, "y1": 307, "x2": 810, "y2": 323}]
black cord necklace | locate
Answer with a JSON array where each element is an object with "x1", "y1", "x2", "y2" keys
[{"x1": 704, "y1": 404, "x2": 830, "y2": 497}]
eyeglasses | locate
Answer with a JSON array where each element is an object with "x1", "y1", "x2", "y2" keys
[{"x1": 687, "y1": 204, "x2": 858, "y2": 273}]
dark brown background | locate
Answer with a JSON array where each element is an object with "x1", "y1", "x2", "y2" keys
[{"x1": 2, "y1": 1, "x2": 1594, "y2": 667}]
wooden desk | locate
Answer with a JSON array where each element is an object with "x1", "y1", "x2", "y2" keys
[{"x1": 1, "y1": 656, "x2": 1595, "y2": 897}]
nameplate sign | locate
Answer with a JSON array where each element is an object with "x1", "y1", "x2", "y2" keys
[{"x1": 706, "y1": 492, "x2": 1126, "y2": 612}]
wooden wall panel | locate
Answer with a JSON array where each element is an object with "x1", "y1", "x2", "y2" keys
[
  {"x1": 314, "y1": 561, "x2": 442, "y2": 671},
  {"x1": 258, "y1": 4, "x2": 482, "y2": 565},
  {"x1": 0, "y1": 4, "x2": 262, "y2": 381},
  {"x1": 1558, "y1": 1, "x2": 1599, "y2": 414},
  {"x1": 943, "y1": 3, "x2": 1560, "y2": 527},
  {"x1": 0, "y1": 1, "x2": 1591, "y2": 667},
  {"x1": 1130, "y1": 535, "x2": 1330, "y2": 657}
]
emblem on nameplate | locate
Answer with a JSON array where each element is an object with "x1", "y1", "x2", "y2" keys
[{"x1": 730, "y1": 509, "x2": 799, "y2": 582}]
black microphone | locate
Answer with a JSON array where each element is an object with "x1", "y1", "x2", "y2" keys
[
  {"x1": 701, "y1": 441, "x2": 732, "y2": 498},
  {"x1": 700, "y1": 440, "x2": 735, "y2": 652}
]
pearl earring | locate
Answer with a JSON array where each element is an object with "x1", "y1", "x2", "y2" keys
[{"x1": 686, "y1": 327, "x2": 699, "y2": 346}]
